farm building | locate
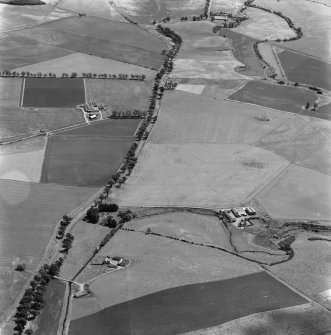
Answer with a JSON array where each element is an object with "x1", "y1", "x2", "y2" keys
[
  {"x1": 245, "y1": 207, "x2": 256, "y2": 215},
  {"x1": 214, "y1": 15, "x2": 228, "y2": 21}
]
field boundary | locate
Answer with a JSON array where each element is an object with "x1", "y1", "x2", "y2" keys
[{"x1": 20, "y1": 77, "x2": 25, "y2": 107}]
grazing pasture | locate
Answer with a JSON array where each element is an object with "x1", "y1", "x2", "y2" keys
[
  {"x1": 257, "y1": 115, "x2": 331, "y2": 175},
  {"x1": 0, "y1": 179, "x2": 98, "y2": 320},
  {"x1": 0, "y1": 78, "x2": 22, "y2": 107},
  {"x1": 171, "y1": 51, "x2": 249, "y2": 80},
  {"x1": 218, "y1": 29, "x2": 263, "y2": 77},
  {"x1": 71, "y1": 231, "x2": 260, "y2": 320},
  {"x1": 0, "y1": 107, "x2": 84, "y2": 139},
  {"x1": 41, "y1": 135, "x2": 135, "y2": 187},
  {"x1": 255, "y1": 165, "x2": 331, "y2": 221},
  {"x1": 233, "y1": 7, "x2": 296, "y2": 41},
  {"x1": 14, "y1": 53, "x2": 157, "y2": 79},
  {"x1": 0, "y1": 33, "x2": 73, "y2": 71},
  {"x1": 255, "y1": 0, "x2": 331, "y2": 62},
  {"x1": 33, "y1": 281, "x2": 66, "y2": 335},
  {"x1": 184, "y1": 303, "x2": 331, "y2": 335},
  {"x1": 149, "y1": 91, "x2": 293, "y2": 145},
  {"x1": 70, "y1": 271, "x2": 306, "y2": 335},
  {"x1": 23, "y1": 78, "x2": 85, "y2": 108},
  {"x1": 85, "y1": 79, "x2": 153, "y2": 115},
  {"x1": 270, "y1": 232, "x2": 331, "y2": 309},
  {"x1": 278, "y1": 50, "x2": 331, "y2": 91},
  {"x1": 228, "y1": 80, "x2": 317, "y2": 114},
  {"x1": 114, "y1": 143, "x2": 287, "y2": 208}
]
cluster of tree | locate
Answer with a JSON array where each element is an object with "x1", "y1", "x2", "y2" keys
[
  {"x1": 162, "y1": 16, "x2": 171, "y2": 23},
  {"x1": 135, "y1": 120, "x2": 149, "y2": 140},
  {"x1": 98, "y1": 203, "x2": 119, "y2": 212},
  {"x1": 210, "y1": 11, "x2": 248, "y2": 28},
  {"x1": 13, "y1": 260, "x2": 62, "y2": 334},
  {"x1": 109, "y1": 110, "x2": 146, "y2": 119},
  {"x1": 192, "y1": 14, "x2": 207, "y2": 21},
  {"x1": 56, "y1": 215, "x2": 72, "y2": 240},
  {"x1": 180, "y1": 16, "x2": 189, "y2": 21},
  {"x1": 1, "y1": 71, "x2": 56, "y2": 78},
  {"x1": 118, "y1": 210, "x2": 136, "y2": 224},
  {"x1": 0, "y1": 0, "x2": 44, "y2": 5},
  {"x1": 244, "y1": 0, "x2": 303, "y2": 41},
  {"x1": 86, "y1": 206, "x2": 99, "y2": 224},
  {"x1": 305, "y1": 102, "x2": 318, "y2": 111},
  {"x1": 278, "y1": 236, "x2": 295, "y2": 256},
  {"x1": 61, "y1": 233, "x2": 74, "y2": 253},
  {"x1": 204, "y1": 0, "x2": 211, "y2": 18},
  {"x1": 101, "y1": 215, "x2": 117, "y2": 228},
  {"x1": 81, "y1": 73, "x2": 146, "y2": 80},
  {"x1": 122, "y1": 142, "x2": 138, "y2": 175},
  {"x1": 308, "y1": 86, "x2": 323, "y2": 94}
]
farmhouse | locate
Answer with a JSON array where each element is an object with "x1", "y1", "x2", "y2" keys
[
  {"x1": 214, "y1": 15, "x2": 228, "y2": 21},
  {"x1": 220, "y1": 207, "x2": 256, "y2": 228}
]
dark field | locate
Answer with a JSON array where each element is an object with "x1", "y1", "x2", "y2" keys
[
  {"x1": 41, "y1": 135, "x2": 135, "y2": 187},
  {"x1": 218, "y1": 29, "x2": 264, "y2": 77},
  {"x1": 278, "y1": 50, "x2": 331, "y2": 91},
  {"x1": 23, "y1": 78, "x2": 85, "y2": 108},
  {"x1": 0, "y1": 107, "x2": 84, "y2": 139},
  {"x1": 59, "y1": 119, "x2": 141, "y2": 137},
  {"x1": 69, "y1": 271, "x2": 306, "y2": 335},
  {"x1": 85, "y1": 80, "x2": 153, "y2": 115},
  {"x1": 34, "y1": 281, "x2": 66, "y2": 335},
  {"x1": 228, "y1": 80, "x2": 318, "y2": 115},
  {"x1": 0, "y1": 33, "x2": 72, "y2": 71}
]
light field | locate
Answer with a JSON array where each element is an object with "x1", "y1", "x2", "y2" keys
[
  {"x1": 258, "y1": 43, "x2": 283, "y2": 78},
  {"x1": 14, "y1": 53, "x2": 157, "y2": 79},
  {"x1": 114, "y1": 143, "x2": 288, "y2": 208},
  {"x1": 210, "y1": 0, "x2": 246, "y2": 14},
  {"x1": 255, "y1": 165, "x2": 331, "y2": 221},
  {"x1": 233, "y1": 7, "x2": 296, "y2": 41},
  {"x1": 0, "y1": 78, "x2": 22, "y2": 107}
]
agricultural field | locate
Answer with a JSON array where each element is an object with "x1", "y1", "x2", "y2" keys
[
  {"x1": 257, "y1": 115, "x2": 331, "y2": 175},
  {"x1": 228, "y1": 80, "x2": 318, "y2": 115},
  {"x1": 23, "y1": 78, "x2": 85, "y2": 108},
  {"x1": 233, "y1": 7, "x2": 296, "y2": 41},
  {"x1": 112, "y1": 0, "x2": 206, "y2": 24},
  {"x1": 201, "y1": 80, "x2": 246, "y2": 100},
  {"x1": 186, "y1": 303, "x2": 331, "y2": 335},
  {"x1": 71, "y1": 230, "x2": 261, "y2": 320},
  {"x1": 258, "y1": 43, "x2": 284, "y2": 79},
  {"x1": 149, "y1": 91, "x2": 294, "y2": 145},
  {"x1": 210, "y1": 0, "x2": 246, "y2": 14},
  {"x1": 57, "y1": 0, "x2": 126, "y2": 21},
  {"x1": 278, "y1": 49, "x2": 331, "y2": 91},
  {"x1": 269, "y1": 232, "x2": 331, "y2": 309},
  {"x1": 41, "y1": 135, "x2": 135, "y2": 187},
  {"x1": 0, "y1": 78, "x2": 22, "y2": 107},
  {"x1": 70, "y1": 270, "x2": 306, "y2": 335},
  {"x1": 114, "y1": 143, "x2": 288, "y2": 208},
  {"x1": 255, "y1": 165, "x2": 331, "y2": 221},
  {"x1": 14, "y1": 53, "x2": 157, "y2": 79},
  {"x1": 217, "y1": 29, "x2": 264, "y2": 77},
  {"x1": 85, "y1": 79, "x2": 153, "y2": 115},
  {"x1": 125, "y1": 212, "x2": 233, "y2": 250},
  {"x1": 0, "y1": 33, "x2": 73, "y2": 71},
  {"x1": 0, "y1": 107, "x2": 85, "y2": 139},
  {"x1": 171, "y1": 51, "x2": 249, "y2": 80},
  {"x1": 0, "y1": 179, "x2": 98, "y2": 320},
  {"x1": 33, "y1": 281, "x2": 66, "y2": 335},
  {"x1": 255, "y1": 0, "x2": 331, "y2": 62}
]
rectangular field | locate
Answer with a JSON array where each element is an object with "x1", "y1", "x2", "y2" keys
[
  {"x1": 278, "y1": 50, "x2": 331, "y2": 91},
  {"x1": 0, "y1": 78, "x2": 22, "y2": 107},
  {"x1": 69, "y1": 271, "x2": 306, "y2": 335},
  {"x1": 23, "y1": 78, "x2": 85, "y2": 108},
  {"x1": 41, "y1": 135, "x2": 135, "y2": 187},
  {"x1": 228, "y1": 80, "x2": 318, "y2": 115},
  {"x1": 85, "y1": 79, "x2": 153, "y2": 115}
]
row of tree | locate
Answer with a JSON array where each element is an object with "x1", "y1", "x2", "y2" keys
[
  {"x1": 109, "y1": 110, "x2": 146, "y2": 119},
  {"x1": 56, "y1": 215, "x2": 72, "y2": 240}
]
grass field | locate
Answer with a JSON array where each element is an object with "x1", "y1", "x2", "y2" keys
[
  {"x1": 171, "y1": 51, "x2": 248, "y2": 80},
  {"x1": 255, "y1": 165, "x2": 331, "y2": 220},
  {"x1": 255, "y1": 0, "x2": 331, "y2": 62},
  {"x1": 233, "y1": 7, "x2": 296, "y2": 41},
  {"x1": 85, "y1": 79, "x2": 153, "y2": 115},
  {"x1": 71, "y1": 231, "x2": 261, "y2": 320},
  {"x1": 0, "y1": 78, "x2": 22, "y2": 107},
  {"x1": 258, "y1": 43, "x2": 283, "y2": 78},
  {"x1": 114, "y1": 143, "x2": 287, "y2": 208},
  {"x1": 210, "y1": 0, "x2": 246, "y2": 14},
  {"x1": 125, "y1": 212, "x2": 233, "y2": 250},
  {"x1": 33, "y1": 280, "x2": 66, "y2": 335},
  {"x1": 278, "y1": 50, "x2": 331, "y2": 91},
  {"x1": 13, "y1": 53, "x2": 157, "y2": 79},
  {"x1": 0, "y1": 179, "x2": 98, "y2": 320},
  {"x1": 70, "y1": 271, "x2": 306, "y2": 335},
  {"x1": 149, "y1": 91, "x2": 293, "y2": 145},
  {"x1": 228, "y1": 80, "x2": 318, "y2": 115},
  {"x1": 41, "y1": 135, "x2": 135, "y2": 187},
  {"x1": 184, "y1": 303, "x2": 331, "y2": 335},
  {"x1": 0, "y1": 107, "x2": 84, "y2": 139},
  {"x1": 257, "y1": 115, "x2": 331, "y2": 175},
  {"x1": 218, "y1": 29, "x2": 264, "y2": 77},
  {"x1": 23, "y1": 78, "x2": 85, "y2": 108},
  {"x1": 201, "y1": 80, "x2": 246, "y2": 100},
  {"x1": 0, "y1": 33, "x2": 73, "y2": 71},
  {"x1": 270, "y1": 232, "x2": 331, "y2": 309},
  {"x1": 58, "y1": 119, "x2": 141, "y2": 137}
]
